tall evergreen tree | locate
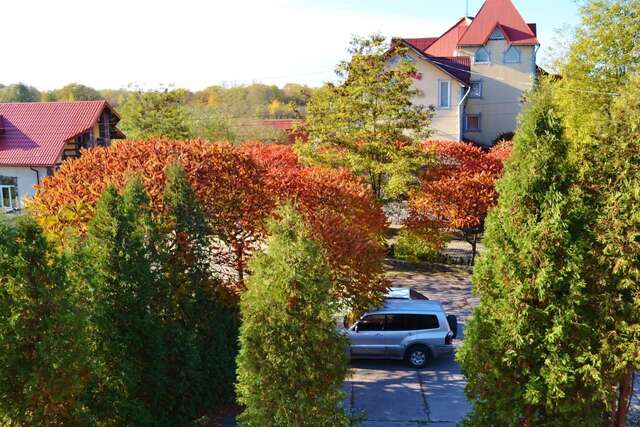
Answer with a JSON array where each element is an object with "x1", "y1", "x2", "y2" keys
[
  {"x1": 236, "y1": 205, "x2": 349, "y2": 427},
  {"x1": 0, "y1": 216, "x2": 90, "y2": 425},
  {"x1": 156, "y1": 163, "x2": 238, "y2": 422},
  {"x1": 458, "y1": 87, "x2": 608, "y2": 426},
  {"x1": 86, "y1": 178, "x2": 167, "y2": 425}
]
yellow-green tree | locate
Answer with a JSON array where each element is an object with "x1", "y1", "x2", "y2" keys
[
  {"x1": 236, "y1": 205, "x2": 349, "y2": 426},
  {"x1": 301, "y1": 35, "x2": 434, "y2": 201}
]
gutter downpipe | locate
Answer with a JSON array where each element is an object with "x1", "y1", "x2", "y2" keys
[
  {"x1": 458, "y1": 85, "x2": 472, "y2": 142},
  {"x1": 532, "y1": 44, "x2": 541, "y2": 86},
  {"x1": 29, "y1": 167, "x2": 40, "y2": 185}
]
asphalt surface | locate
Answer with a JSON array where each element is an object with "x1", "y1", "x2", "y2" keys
[{"x1": 343, "y1": 325, "x2": 470, "y2": 427}]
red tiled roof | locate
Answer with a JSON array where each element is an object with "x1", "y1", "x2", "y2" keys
[
  {"x1": 0, "y1": 101, "x2": 115, "y2": 167},
  {"x1": 404, "y1": 37, "x2": 439, "y2": 52},
  {"x1": 457, "y1": 0, "x2": 538, "y2": 46}
]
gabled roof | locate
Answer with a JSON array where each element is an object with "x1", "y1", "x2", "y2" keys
[
  {"x1": 403, "y1": 37, "x2": 439, "y2": 52},
  {"x1": 399, "y1": 40, "x2": 471, "y2": 85},
  {"x1": 0, "y1": 100, "x2": 123, "y2": 167},
  {"x1": 424, "y1": 17, "x2": 472, "y2": 57},
  {"x1": 457, "y1": 0, "x2": 538, "y2": 46}
]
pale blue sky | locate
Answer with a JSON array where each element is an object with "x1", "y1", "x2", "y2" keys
[{"x1": 0, "y1": 0, "x2": 580, "y2": 90}]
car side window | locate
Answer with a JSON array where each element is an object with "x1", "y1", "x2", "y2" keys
[
  {"x1": 357, "y1": 314, "x2": 385, "y2": 331},
  {"x1": 384, "y1": 314, "x2": 408, "y2": 331},
  {"x1": 405, "y1": 314, "x2": 439, "y2": 330}
]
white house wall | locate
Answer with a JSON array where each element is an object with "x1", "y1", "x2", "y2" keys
[
  {"x1": 0, "y1": 166, "x2": 48, "y2": 209},
  {"x1": 407, "y1": 51, "x2": 464, "y2": 141}
]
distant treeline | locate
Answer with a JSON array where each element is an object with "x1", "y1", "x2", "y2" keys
[{"x1": 0, "y1": 82, "x2": 315, "y2": 142}]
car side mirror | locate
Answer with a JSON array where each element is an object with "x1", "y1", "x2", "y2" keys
[{"x1": 353, "y1": 324, "x2": 359, "y2": 333}]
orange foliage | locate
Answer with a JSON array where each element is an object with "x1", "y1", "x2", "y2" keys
[
  {"x1": 33, "y1": 140, "x2": 387, "y2": 307},
  {"x1": 407, "y1": 140, "x2": 511, "y2": 234},
  {"x1": 241, "y1": 142, "x2": 388, "y2": 307}
]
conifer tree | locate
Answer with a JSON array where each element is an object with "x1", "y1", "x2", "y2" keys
[
  {"x1": 86, "y1": 178, "x2": 167, "y2": 425},
  {"x1": 0, "y1": 216, "x2": 90, "y2": 425},
  {"x1": 157, "y1": 163, "x2": 238, "y2": 421},
  {"x1": 458, "y1": 87, "x2": 607, "y2": 426},
  {"x1": 236, "y1": 205, "x2": 349, "y2": 427}
]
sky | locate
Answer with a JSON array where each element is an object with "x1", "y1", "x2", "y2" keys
[{"x1": 1, "y1": 0, "x2": 581, "y2": 91}]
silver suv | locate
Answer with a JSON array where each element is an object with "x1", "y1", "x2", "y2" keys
[{"x1": 345, "y1": 300, "x2": 457, "y2": 369}]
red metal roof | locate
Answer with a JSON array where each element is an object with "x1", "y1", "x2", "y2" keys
[
  {"x1": 457, "y1": 0, "x2": 538, "y2": 46},
  {"x1": 398, "y1": 0, "x2": 537, "y2": 64},
  {"x1": 0, "y1": 101, "x2": 114, "y2": 167},
  {"x1": 424, "y1": 17, "x2": 472, "y2": 57},
  {"x1": 401, "y1": 40, "x2": 471, "y2": 85}
]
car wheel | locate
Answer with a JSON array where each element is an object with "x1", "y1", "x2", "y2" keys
[{"x1": 405, "y1": 345, "x2": 432, "y2": 369}]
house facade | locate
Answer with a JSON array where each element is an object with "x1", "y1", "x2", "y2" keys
[
  {"x1": 0, "y1": 101, "x2": 124, "y2": 210},
  {"x1": 396, "y1": 0, "x2": 539, "y2": 146}
]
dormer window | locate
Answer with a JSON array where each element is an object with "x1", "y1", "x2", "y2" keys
[
  {"x1": 475, "y1": 47, "x2": 490, "y2": 64},
  {"x1": 489, "y1": 27, "x2": 505, "y2": 40},
  {"x1": 504, "y1": 46, "x2": 521, "y2": 63}
]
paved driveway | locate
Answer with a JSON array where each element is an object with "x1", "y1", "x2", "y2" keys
[{"x1": 342, "y1": 261, "x2": 475, "y2": 426}]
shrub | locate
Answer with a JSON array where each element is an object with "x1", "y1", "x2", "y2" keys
[
  {"x1": 393, "y1": 229, "x2": 449, "y2": 263},
  {"x1": 236, "y1": 205, "x2": 349, "y2": 426},
  {"x1": 0, "y1": 216, "x2": 90, "y2": 425}
]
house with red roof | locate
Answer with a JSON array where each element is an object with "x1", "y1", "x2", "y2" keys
[
  {"x1": 0, "y1": 100, "x2": 124, "y2": 210},
  {"x1": 394, "y1": 0, "x2": 539, "y2": 146}
]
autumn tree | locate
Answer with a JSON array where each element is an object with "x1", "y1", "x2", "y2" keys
[
  {"x1": 301, "y1": 34, "x2": 435, "y2": 201},
  {"x1": 236, "y1": 205, "x2": 349, "y2": 427},
  {"x1": 118, "y1": 89, "x2": 193, "y2": 140},
  {"x1": 405, "y1": 140, "x2": 510, "y2": 264},
  {"x1": 241, "y1": 142, "x2": 388, "y2": 310},
  {"x1": 33, "y1": 140, "x2": 387, "y2": 310},
  {"x1": 42, "y1": 83, "x2": 102, "y2": 101},
  {"x1": 0, "y1": 216, "x2": 90, "y2": 425}
]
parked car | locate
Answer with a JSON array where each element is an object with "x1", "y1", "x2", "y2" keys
[{"x1": 343, "y1": 300, "x2": 458, "y2": 369}]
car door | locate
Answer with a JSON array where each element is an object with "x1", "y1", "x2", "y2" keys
[
  {"x1": 383, "y1": 314, "x2": 411, "y2": 358},
  {"x1": 348, "y1": 314, "x2": 386, "y2": 356}
]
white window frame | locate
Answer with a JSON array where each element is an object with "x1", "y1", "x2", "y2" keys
[
  {"x1": 469, "y1": 80, "x2": 483, "y2": 98},
  {"x1": 438, "y1": 79, "x2": 451, "y2": 109},
  {"x1": 0, "y1": 185, "x2": 17, "y2": 210},
  {"x1": 475, "y1": 47, "x2": 491, "y2": 64},
  {"x1": 464, "y1": 113, "x2": 482, "y2": 132},
  {"x1": 504, "y1": 45, "x2": 521, "y2": 64}
]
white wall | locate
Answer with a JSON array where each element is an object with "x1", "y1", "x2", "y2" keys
[
  {"x1": 0, "y1": 166, "x2": 48, "y2": 209},
  {"x1": 407, "y1": 51, "x2": 465, "y2": 141},
  {"x1": 458, "y1": 40, "x2": 536, "y2": 146}
]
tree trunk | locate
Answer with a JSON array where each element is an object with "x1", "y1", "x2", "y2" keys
[
  {"x1": 613, "y1": 364, "x2": 634, "y2": 427},
  {"x1": 523, "y1": 405, "x2": 534, "y2": 427},
  {"x1": 470, "y1": 233, "x2": 478, "y2": 265},
  {"x1": 295, "y1": 414, "x2": 302, "y2": 427}
]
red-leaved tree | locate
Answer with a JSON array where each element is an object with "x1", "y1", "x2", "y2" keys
[
  {"x1": 32, "y1": 140, "x2": 387, "y2": 309},
  {"x1": 405, "y1": 140, "x2": 512, "y2": 264}
]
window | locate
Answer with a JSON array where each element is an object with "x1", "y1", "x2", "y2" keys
[
  {"x1": 504, "y1": 46, "x2": 521, "y2": 64},
  {"x1": 0, "y1": 185, "x2": 17, "y2": 210},
  {"x1": 489, "y1": 27, "x2": 505, "y2": 40},
  {"x1": 469, "y1": 81, "x2": 483, "y2": 98},
  {"x1": 438, "y1": 80, "x2": 451, "y2": 108},
  {"x1": 465, "y1": 114, "x2": 482, "y2": 132},
  {"x1": 357, "y1": 314, "x2": 385, "y2": 331},
  {"x1": 0, "y1": 177, "x2": 17, "y2": 210},
  {"x1": 474, "y1": 47, "x2": 490, "y2": 64},
  {"x1": 384, "y1": 314, "x2": 439, "y2": 331}
]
